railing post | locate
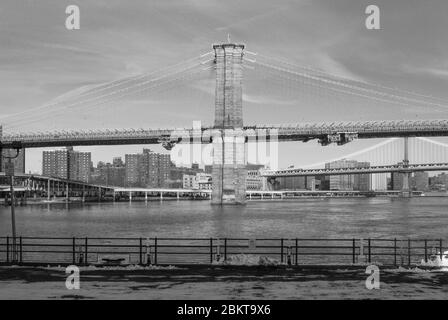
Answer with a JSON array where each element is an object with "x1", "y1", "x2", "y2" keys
[
  {"x1": 19, "y1": 236, "x2": 22, "y2": 264},
  {"x1": 280, "y1": 239, "x2": 284, "y2": 263},
  {"x1": 368, "y1": 238, "x2": 371, "y2": 263},
  {"x1": 424, "y1": 239, "x2": 428, "y2": 263},
  {"x1": 139, "y1": 237, "x2": 143, "y2": 265},
  {"x1": 72, "y1": 237, "x2": 76, "y2": 264},
  {"x1": 6, "y1": 236, "x2": 9, "y2": 263},
  {"x1": 352, "y1": 238, "x2": 356, "y2": 264},
  {"x1": 210, "y1": 238, "x2": 213, "y2": 264},
  {"x1": 394, "y1": 238, "x2": 397, "y2": 266},
  {"x1": 85, "y1": 237, "x2": 88, "y2": 266},
  {"x1": 295, "y1": 238, "x2": 298, "y2": 266},
  {"x1": 224, "y1": 238, "x2": 227, "y2": 261},
  {"x1": 408, "y1": 239, "x2": 411, "y2": 266},
  {"x1": 440, "y1": 239, "x2": 443, "y2": 261},
  {"x1": 154, "y1": 237, "x2": 158, "y2": 265}
]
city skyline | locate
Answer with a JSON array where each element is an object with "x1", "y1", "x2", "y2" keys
[{"x1": 35, "y1": 145, "x2": 448, "y2": 193}]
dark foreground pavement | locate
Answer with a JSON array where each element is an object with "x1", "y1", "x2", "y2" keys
[{"x1": 0, "y1": 265, "x2": 447, "y2": 299}]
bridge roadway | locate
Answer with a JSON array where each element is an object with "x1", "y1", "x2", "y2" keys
[
  {"x1": 2, "y1": 119, "x2": 448, "y2": 149},
  {"x1": 262, "y1": 162, "x2": 448, "y2": 177}
]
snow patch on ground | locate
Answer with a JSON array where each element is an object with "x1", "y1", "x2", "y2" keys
[
  {"x1": 214, "y1": 254, "x2": 282, "y2": 266},
  {"x1": 43, "y1": 265, "x2": 182, "y2": 271},
  {"x1": 383, "y1": 266, "x2": 448, "y2": 273}
]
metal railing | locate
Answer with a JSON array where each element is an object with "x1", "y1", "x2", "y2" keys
[{"x1": 0, "y1": 236, "x2": 445, "y2": 267}]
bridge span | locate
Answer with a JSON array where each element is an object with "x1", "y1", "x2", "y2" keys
[
  {"x1": 262, "y1": 162, "x2": 448, "y2": 177},
  {"x1": 2, "y1": 119, "x2": 448, "y2": 149}
]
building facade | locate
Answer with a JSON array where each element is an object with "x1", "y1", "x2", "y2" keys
[
  {"x1": 92, "y1": 158, "x2": 126, "y2": 187},
  {"x1": 43, "y1": 149, "x2": 69, "y2": 180},
  {"x1": 412, "y1": 172, "x2": 429, "y2": 191},
  {"x1": 183, "y1": 173, "x2": 212, "y2": 190},
  {"x1": 125, "y1": 154, "x2": 140, "y2": 187},
  {"x1": 323, "y1": 160, "x2": 371, "y2": 191},
  {"x1": 125, "y1": 149, "x2": 172, "y2": 188},
  {"x1": 169, "y1": 165, "x2": 203, "y2": 189},
  {"x1": 246, "y1": 170, "x2": 264, "y2": 190},
  {"x1": 42, "y1": 148, "x2": 91, "y2": 182}
]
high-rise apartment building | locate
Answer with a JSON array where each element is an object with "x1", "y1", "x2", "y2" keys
[
  {"x1": 125, "y1": 149, "x2": 172, "y2": 188},
  {"x1": 353, "y1": 161, "x2": 371, "y2": 191},
  {"x1": 69, "y1": 148, "x2": 91, "y2": 182},
  {"x1": 324, "y1": 160, "x2": 371, "y2": 191},
  {"x1": 92, "y1": 159, "x2": 126, "y2": 187},
  {"x1": 43, "y1": 149, "x2": 69, "y2": 179},
  {"x1": 42, "y1": 148, "x2": 91, "y2": 182},
  {"x1": 125, "y1": 154, "x2": 140, "y2": 187}
]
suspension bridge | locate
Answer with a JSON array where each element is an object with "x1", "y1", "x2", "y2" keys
[{"x1": 2, "y1": 42, "x2": 448, "y2": 204}]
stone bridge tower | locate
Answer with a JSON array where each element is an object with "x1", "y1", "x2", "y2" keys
[{"x1": 211, "y1": 43, "x2": 247, "y2": 204}]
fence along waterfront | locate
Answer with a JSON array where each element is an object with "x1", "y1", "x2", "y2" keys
[{"x1": 0, "y1": 237, "x2": 445, "y2": 266}]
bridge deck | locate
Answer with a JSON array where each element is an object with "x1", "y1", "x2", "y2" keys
[
  {"x1": 1, "y1": 119, "x2": 448, "y2": 148},
  {"x1": 262, "y1": 163, "x2": 448, "y2": 177}
]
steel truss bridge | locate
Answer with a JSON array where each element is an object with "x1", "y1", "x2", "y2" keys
[
  {"x1": 261, "y1": 162, "x2": 448, "y2": 178},
  {"x1": 2, "y1": 119, "x2": 448, "y2": 149}
]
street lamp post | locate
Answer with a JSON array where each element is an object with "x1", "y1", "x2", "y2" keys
[{"x1": 3, "y1": 148, "x2": 21, "y2": 263}]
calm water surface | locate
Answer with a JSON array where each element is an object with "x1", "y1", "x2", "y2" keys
[{"x1": 0, "y1": 198, "x2": 447, "y2": 239}]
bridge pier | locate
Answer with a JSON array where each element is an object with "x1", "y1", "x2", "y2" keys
[
  {"x1": 401, "y1": 137, "x2": 412, "y2": 198},
  {"x1": 211, "y1": 43, "x2": 247, "y2": 205}
]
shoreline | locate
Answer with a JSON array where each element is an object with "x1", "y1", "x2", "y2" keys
[{"x1": 3, "y1": 193, "x2": 448, "y2": 206}]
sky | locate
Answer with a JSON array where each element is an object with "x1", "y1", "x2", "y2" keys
[{"x1": 1, "y1": 0, "x2": 448, "y2": 173}]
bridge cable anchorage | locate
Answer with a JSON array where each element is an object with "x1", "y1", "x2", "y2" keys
[
  {"x1": 256, "y1": 53, "x2": 448, "y2": 105},
  {"x1": 251, "y1": 58, "x2": 448, "y2": 111},
  {"x1": 4, "y1": 59, "x2": 213, "y2": 130}
]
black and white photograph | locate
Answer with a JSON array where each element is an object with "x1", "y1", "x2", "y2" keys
[{"x1": 0, "y1": 0, "x2": 448, "y2": 305}]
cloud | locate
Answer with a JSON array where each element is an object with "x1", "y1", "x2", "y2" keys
[
  {"x1": 402, "y1": 65, "x2": 448, "y2": 80},
  {"x1": 311, "y1": 53, "x2": 365, "y2": 82},
  {"x1": 242, "y1": 93, "x2": 297, "y2": 106}
]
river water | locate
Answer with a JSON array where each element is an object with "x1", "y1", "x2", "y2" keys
[{"x1": 1, "y1": 198, "x2": 447, "y2": 239}]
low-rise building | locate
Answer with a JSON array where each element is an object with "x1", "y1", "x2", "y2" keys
[{"x1": 183, "y1": 172, "x2": 212, "y2": 190}]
